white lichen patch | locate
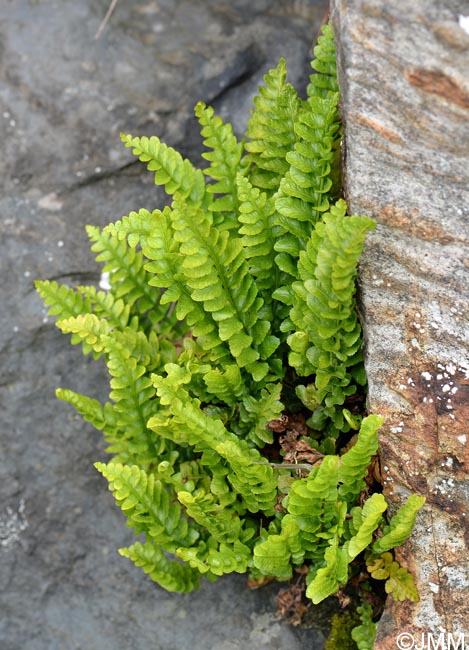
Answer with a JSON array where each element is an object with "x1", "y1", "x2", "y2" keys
[
  {"x1": 38, "y1": 192, "x2": 63, "y2": 212},
  {"x1": 0, "y1": 500, "x2": 28, "y2": 551},
  {"x1": 428, "y1": 582, "x2": 440, "y2": 593}
]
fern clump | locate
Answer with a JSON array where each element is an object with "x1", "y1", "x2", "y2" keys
[{"x1": 36, "y1": 23, "x2": 424, "y2": 646}]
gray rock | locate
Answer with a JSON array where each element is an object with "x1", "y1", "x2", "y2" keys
[
  {"x1": 0, "y1": 1, "x2": 329, "y2": 648},
  {"x1": 331, "y1": 0, "x2": 469, "y2": 645}
]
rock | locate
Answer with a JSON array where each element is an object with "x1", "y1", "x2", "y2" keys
[
  {"x1": 331, "y1": 0, "x2": 469, "y2": 644},
  {"x1": 0, "y1": 1, "x2": 330, "y2": 649}
]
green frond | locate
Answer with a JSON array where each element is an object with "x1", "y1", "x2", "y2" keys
[
  {"x1": 338, "y1": 415, "x2": 382, "y2": 505},
  {"x1": 119, "y1": 541, "x2": 200, "y2": 593},
  {"x1": 150, "y1": 365, "x2": 277, "y2": 514},
  {"x1": 56, "y1": 388, "x2": 105, "y2": 430},
  {"x1": 95, "y1": 461, "x2": 199, "y2": 550},
  {"x1": 345, "y1": 493, "x2": 387, "y2": 560},
  {"x1": 121, "y1": 132, "x2": 206, "y2": 205},
  {"x1": 245, "y1": 58, "x2": 301, "y2": 192},
  {"x1": 366, "y1": 551, "x2": 419, "y2": 602},
  {"x1": 216, "y1": 438, "x2": 277, "y2": 514},
  {"x1": 238, "y1": 382, "x2": 284, "y2": 446},
  {"x1": 177, "y1": 538, "x2": 251, "y2": 577},
  {"x1": 274, "y1": 93, "x2": 340, "y2": 278},
  {"x1": 57, "y1": 313, "x2": 110, "y2": 355},
  {"x1": 306, "y1": 538, "x2": 349, "y2": 604},
  {"x1": 236, "y1": 174, "x2": 285, "y2": 316},
  {"x1": 288, "y1": 200, "x2": 376, "y2": 429},
  {"x1": 177, "y1": 490, "x2": 243, "y2": 544},
  {"x1": 171, "y1": 197, "x2": 278, "y2": 379},
  {"x1": 76, "y1": 285, "x2": 131, "y2": 329},
  {"x1": 307, "y1": 23, "x2": 339, "y2": 100},
  {"x1": 35, "y1": 280, "x2": 98, "y2": 355},
  {"x1": 35, "y1": 279, "x2": 91, "y2": 321},
  {"x1": 285, "y1": 455, "x2": 341, "y2": 555},
  {"x1": 106, "y1": 326, "x2": 173, "y2": 462},
  {"x1": 371, "y1": 494, "x2": 425, "y2": 554},
  {"x1": 351, "y1": 603, "x2": 377, "y2": 650},
  {"x1": 195, "y1": 101, "x2": 245, "y2": 230},
  {"x1": 252, "y1": 515, "x2": 302, "y2": 581},
  {"x1": 124, "y1": 206, "x2": 225, "y2": 353},
  {"x1": 104, "y1": 208, "x2": 162, "y2": 249},
  {"x1": 86, "y1": 224, "x2": 170, "y2": 330},
  {"x1": 203, "y1": 364, "x2": 245, "y2": 406}
]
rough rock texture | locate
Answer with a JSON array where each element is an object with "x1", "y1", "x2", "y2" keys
[
  {"x1": 331, "y1": 0, "x2": 469, "y2": 645},
  {"x1": 0, "y1": 2, "x2": 329, "y2": 649}
]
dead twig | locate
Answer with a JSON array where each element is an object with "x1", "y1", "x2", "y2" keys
[{"x1": 95, "y1": 0, "x2": 119, "y2": 40}]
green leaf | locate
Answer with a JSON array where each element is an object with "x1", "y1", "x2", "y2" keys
[{"x1": 372, "y1": 494, "x2": 425, "y2": 554}]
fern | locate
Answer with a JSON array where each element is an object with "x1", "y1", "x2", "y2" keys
[
  {"x1": 196, "y1": 101, "x2": 246, "y2": 229},
  {"x1": 119, "y1": 541, "x2": 200, "y2": 593},
  {"x1": 371, "y1": 494, "x2": 426, "y2": 554},
  {"x1": 351, "y1": 602, "x2": 377, "y2": 650},
  {"x1": 307, "y1": 23, "x2": 340, "y2": 100},
  {"x1": 36, "y1": 22, "x2": 424, "y2": 644},
  {"x1": 244, "y1": 57, "x2": 301, "y2": 193},
  {"x1": 121, "y1": 133, "x2": 206, "y2": 205},
  {"x1": 366, "y1": 552, "x2": 420, "y2": 602}
]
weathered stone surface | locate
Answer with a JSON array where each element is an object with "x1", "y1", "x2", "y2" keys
[
  {"x1": 331, "y1": 0, "x2": 469, "y2": 645},
  {"x1": 0, "y1": 2, "x2": 329, "y2": 648}
]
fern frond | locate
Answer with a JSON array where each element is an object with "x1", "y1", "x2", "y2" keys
[
  {"x1": 195, "y1": 101, "x2": 245, "y2": 230},
  {"x1": 104, "y1": 208, "x2": 162, "y2": 249},
  {"x1": 307, "y1": 23, "x2": 339, "y2": 100},
  {"x1": 177, "y1": 537, "x2": 251, "y2": 577},
  {"x1": 236, "y1": 174, "x2": 285, "y2": 320},
  {"x1": 56, "y1": 388, "x2": 106, "y2": 430},
  {"x1": 273, "y1": 93, "x2": 340, "y2": 279},
  {"x1": 351, "y1": 602, "x2": 377, "y2": 650},
  {"x1": 86, "y1": 224, "x2": 169, "y2": 329},
  {"x1": 238, "y1": 382, "x2": 284, "y2": 446},
  {"x1": 95, "y1": 462, "x2": 199, "y2": 550},
  {"x1": 57, "y1": 313, "x2": 110, "y2": 355},
  {"x1": 177, "y1": 490, "x2": 243, "y2": 544},
  {"x1": 252, "y1": 515, "x2": 302, "y2": 580},
  {"x1": 35, "y1": 280, "x2": 99, "y2": 354},
  {"x1": 245, "y1": 58, "x2": 301, "y2": 192},
  {"x1": 288, "y1": 201, "x2": 376, "y2": 428},
  {"x1": 105, "y1": 334, "x2": 161, "y2": 463},
  {"x1": 171, "y1": 197, "x2": 278, "y2": 379},
  {"x1": 121, "y1": 133, "x2": 206, "y2": 205},
  {"x1": 306, "y1": 538, "x2": 349, "y2": 604},
  {"x1": 119, "y1": 541, "x2": 200, "y2": 592},
  {"x1": 150, "y1": 364, "x2": 277, "y2": 514},
  {"x1": 366, "y1": 552, "x2": 419, "y2": 602},
  {"x1": 76, "y1": 285, "x2": 131, "y2": 329},
  {"x1": 203, "y1": 364, "x2": 245, "y2": 406},
  {"x1": 35, "y1": 280, "x2": 91, "y2": 321},
  {"x1": 285, "y1": 455, "x2": 341, "y2": 555},
  {"x1": 338, "y1": 415, "x2": 382, "y2": 505},
  {"x1": 371, "y1": 494, "x2": 425, "y2": 555},
  {"x1": 346, "y1": 494, "x2": 387, "y2": 560}
]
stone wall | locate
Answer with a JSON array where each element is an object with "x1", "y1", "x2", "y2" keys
[{"x1": 331, "y1": 0, "x2": 469, "y2": 645}]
